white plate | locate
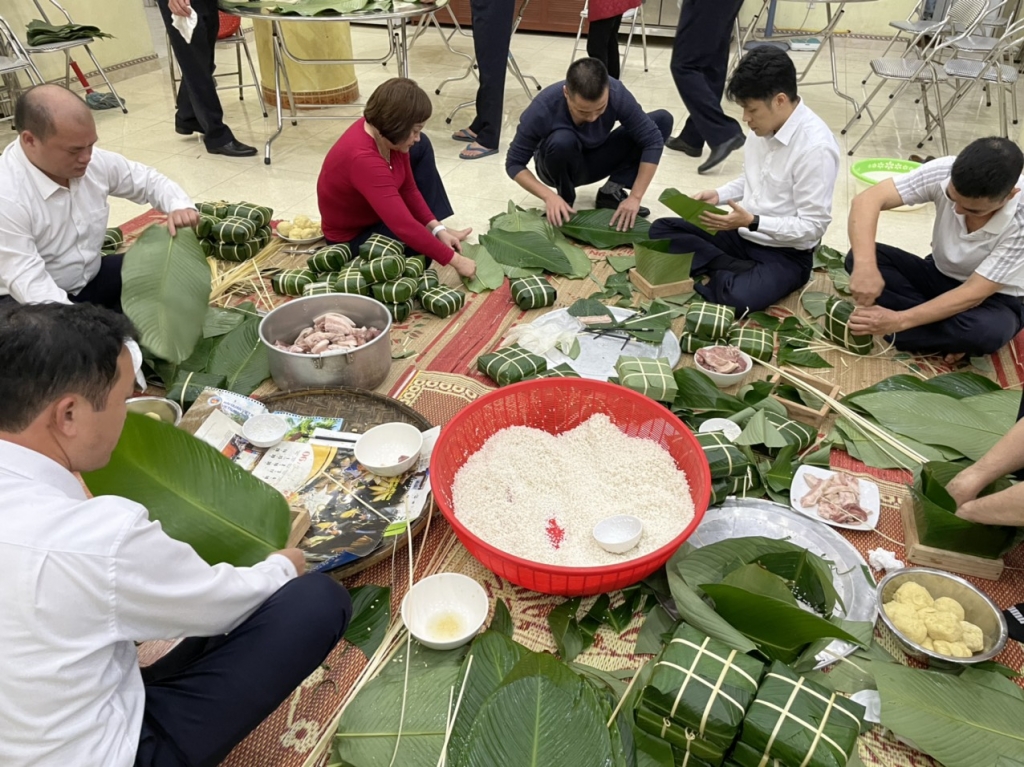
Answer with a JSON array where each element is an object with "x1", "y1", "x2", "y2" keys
[
  {"x1": 790, "y1": 465, "x2": 880, "y2": 531},
  {"x1": 529, "y1": 306, "x2": 679, "y2": 380},
  {"x1": 275, "y1": 231, "x2": 324, "y2": 245}
]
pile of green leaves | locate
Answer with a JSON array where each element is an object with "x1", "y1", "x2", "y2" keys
[
  {"x1": 478, "y1": 202, "x2": 592, "y2": 281},
  {"x1": 548, "y1": 586, "x2": 651, "y2": 663},
  {"x1": 559, "y1": 207, "x2": 652, "y2": 249},
  {"x1": 120, "y1": 226, "x2": 270, "y2": 402},
  {"x1": 26, "y1": 19, "x2": 112, "y2": 45},
  {"x1": 335, "y1": 602, "x2": 635, "y2": 767},
  {"x1": 659, "y1": 537, "x2": 870, "y2": 667},
  {"x1": 836, "y1": 372, "x2": 1017, "y2": 469}
]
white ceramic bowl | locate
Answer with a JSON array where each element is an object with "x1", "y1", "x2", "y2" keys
[
  {"x1": 694, "y1": 349, "x2": 753, "y2": 388},
  {"x1": 593, "y1": 514, "x2": 644, "y2": 554},
  {"x1": 242, "y1": 413, "x2": 290, "y2": 449},
  {"x1": 401, "y1": 573, "x2": 489, "y2": 650},
  {"x1": 699, "y1": 418, "x2": 742, "y2": 442},
  {"x1": 355, "y1": 422, "x2": 423, "y2": 477},
  {"x1": 127, "y1": 397, "x2": 182, "y2": 426}
]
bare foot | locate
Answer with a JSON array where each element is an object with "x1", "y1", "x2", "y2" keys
[{"x1": 943, "y1": 352, "x2": 966, "y2": 365}]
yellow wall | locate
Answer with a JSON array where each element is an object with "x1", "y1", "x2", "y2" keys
[
  {"x1": 0, "y1": 0, "x2": 155, "y2": 82},
  {"x1": 736, "y1": 0, "x2": 921, "y2": 39}
]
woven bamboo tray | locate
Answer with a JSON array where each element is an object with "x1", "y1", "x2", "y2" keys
[{"x1": 261, "y1": 387, "x2": 434, "y2": 581}]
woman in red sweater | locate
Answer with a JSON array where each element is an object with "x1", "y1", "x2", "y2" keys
[{"x1": 318, "y1": 78, "x2": 476, "y2": 278}]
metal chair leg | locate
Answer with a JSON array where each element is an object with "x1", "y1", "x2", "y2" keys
[
  {"x1": 622, "y1": 12, "x2": 637, "y2": 70},
  {"x1": 640, "y1": 2, "x2": 648, "y2": 72},
  {"x1": 571, "y1": 11, "x2": 585, "y2": 65},
  {"x1": 83, "y1": 44, "x2": 127, "y2": 113},
  {"x1": 846, "y1": 79, "x2": 915, "y2": 155},
  {"x1": 236, "y1": 41, "x2": 244, "y2": 101},
  {"x1": 240, "y1": 35, "x2": 268, "y2": 118}
]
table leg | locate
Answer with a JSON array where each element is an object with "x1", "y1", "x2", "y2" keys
[
  {"x1": 265, "y1": 22, "x2": 286, "y2": 165},
  {"x1": 399, "y1": 19, "x2": 409, "y2": 78}
]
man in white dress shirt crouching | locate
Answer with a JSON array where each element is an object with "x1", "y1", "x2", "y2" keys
[
  {"x1": 0, "y1": 302, "x2": 352, "y2": 767},
  {"x1": 0, "y1": 85, "x2": 199, "y2": 309},
  {"x1": 650, "y1": 47, "x2": 840, "y2": 314}
]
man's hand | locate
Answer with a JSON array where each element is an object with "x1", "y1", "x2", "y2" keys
[
  {"x1": 167, "y1": 208, "x2": 199, "y2": 236},
  {"x1": 450, "y1": 253, "x2": 477, "y2": 279},
  {"x1": 956, "y1": 498, "x2": 1021, "y2": 526},
  {"x1": 610, "y1": 195, "x2": 641, "y2": 232},
  {"x1": 849, "y1": 264, "x2": 885, "y2": 306},
  {"x1": 544, "y1": 195, "x2": 576, "y2": 227},
  {"x1": 946, "y1": 469, "x2": 985, "y2": 508},
  {"x1": 168, "y1": 0, "x2": 192, "y2": 17},
  {"x1": 271, "y1": 548, "x2": 306, "y2": 575},
  {"x1": 699, "y1": 200, "x2": 754, "y2": 232},
  {"x1": 848, "y1": 305, "x2": 906, "y2": 336},
  {"x1": 692, "y1": 189, "x2": 720, "y2": 205},
  {"x1": 438, "y1": 226, "x2": 471, "y2": 253}
]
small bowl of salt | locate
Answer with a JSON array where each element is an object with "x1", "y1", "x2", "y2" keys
[
  {"x1": 242, "y1": 413, "x2": 290, "y2": 448},
  {"x1": 355, "y1": 422, "x2": 423, "y2": 477},
  {"x1": 593, "y1": 515, "x2": 644, "y2": 555}
]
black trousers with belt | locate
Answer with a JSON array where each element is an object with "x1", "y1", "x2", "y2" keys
[
  {"x1": 135, "y1": 575, "x2": 351, "y2": 767},
  {"x1": 648, "y1": 218, "x2": 812, "y2": 314},
  {"x1": 533, "y1": 110, "x2": 674, "y2": 206},
  {"x1": 156, "y1": 0, "x2": 235, "y2": 150},
  {"x1": 670, "y1": 0, "x2": 745, "y2": 150},
  {"x1": 844, "y1": 244, "x2": 1024, "y2": 357},
  {"x1": 468, "y1": 0, "x2": 516, "y2": 149}
]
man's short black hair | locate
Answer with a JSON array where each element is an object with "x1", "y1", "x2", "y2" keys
[
  {"x1": 727, "y1": 46, "x2": 799, "y2": 104},
  {"x1": 0, "y1": 303, "x2": 137, "y2": 433},
  {"x1": 566, "y1": 58, "x2": 609, "y2": 102},
  {"x1": 951, "y1": 137, "x2": 1024, "y2": 200}
]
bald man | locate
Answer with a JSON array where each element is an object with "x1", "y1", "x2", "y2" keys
[{"x1": 0, "y1": 85, "x2": 198, "y2": 309}]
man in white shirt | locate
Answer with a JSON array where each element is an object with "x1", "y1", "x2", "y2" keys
[
  {"x1": 650, "y1": 47, "x2": 840, "y2": 314},
  {"x1": 846, "y1": 137, "x2": 1024, "y2": 361},
  {"x1": 0, "y1": 302, "x2": 352, "y2": 767},
  {"x1": 0, "y1": 85, "x2": 199, "y2": 308}
]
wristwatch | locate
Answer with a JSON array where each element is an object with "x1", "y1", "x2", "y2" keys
[{"x1": 748, "y1": 215, "x2": 760, "y2": 232}]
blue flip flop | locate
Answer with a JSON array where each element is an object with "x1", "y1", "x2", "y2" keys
[
  {"x1": 460, "y1": 145, "x2": 498, "y2": 160},
  {"x1": 451, "y1": 128, "x2": 476, "y2": 142}
]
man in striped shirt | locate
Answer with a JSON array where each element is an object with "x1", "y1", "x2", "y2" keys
[{"x1": 846, "y1": 137, "x2": 1024, "y2": 362}]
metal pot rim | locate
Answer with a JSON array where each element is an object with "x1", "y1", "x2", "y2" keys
[{"x1": 258, "y1": 294, "x2": 393, "y2": 358}]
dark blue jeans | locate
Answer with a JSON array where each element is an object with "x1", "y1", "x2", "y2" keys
[{"x1": 134, "y1": 574, "x2": 351, "y2": 767}]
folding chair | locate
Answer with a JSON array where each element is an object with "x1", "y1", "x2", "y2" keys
[
  {"x1": 570, "y1": 0, "x2": 649, "y2": 73},
  {"x1": 841, "y1": 0, "x2": 992, "y2": 156},
  {"x1": 168, "y1": 12, "x2": 267, "y2": 119},
  {"x1": 0, "y1": 15, "x2": 45, "y2": 125},
  {"x1": 24, "y1": 0, "x2": 126, "y2": 113}
]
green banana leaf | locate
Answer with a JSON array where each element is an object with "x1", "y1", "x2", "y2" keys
[
  {"x1": 26, "y1": 20, "x2": 112, "y2": 44},
  {"x1": 634, "y1": 239, "x2": 692, "y2": 285},
  {"x1": 852, "y1": 390, "x2": 1017, "y2": 460},
  {"x1": 480, "y1": 230, "x2": 574, "y2": 275},
  {"x1": 558, "y1": 208, "x2": 652, "y2": 249},
  {"x1": 346, "y1": 585, "x2": 390, "y2": 659},
  {"x1": 721, "y1": 563, "x2": 797, "y2": 605},
  {"x1": 813, "y1": 244, "x2": 846, "y2": 270},
  {"x1": 555, "y1": 239, "x2": 594, "y2": 279},
  {"x1": 334, "y1": 640, "x2": 470, "y2": 766},
  {"x1": 671, "y1": 367, "x2": 747, "y2": 415},
  {"x1": 205, "y1": 316, "x2": 270, "y2": 395},
  {"x1": 634, "y1": 604, "x2": 679, "y2": 654},
  {"x1": 81, "y1": 413, "x2": 289, "y2": 566},
  {"x1": 735, "y1": 409, "x2": 790, "y2": 449},
  {"x1": 668, "y1": 568, "x2": 760, "y2": 654},
  {"x1": 607, "y1": 255, "x2": 636, "y2": 272},
  {"x1": 567, "y1": 297, "x2": 615, "y2": 320},
  {"x1": 548, "y1": 597, "x2": 585, "y2": 662},
  {"x1": 462, "y1": 242, "x2": 505, "y2": 293},
  {"x1": 754, "y1": 549, "x2": 842, "y2": 617},
  {"x1": 447, "y1": 631, "x2": 527, "y2": 767},
  {"x1": 500, "y1": 263, "x2": 544, "y2": 278},
  {"x1": 461, "y1": 653, "x2": 613, "y2": 767},
  {"x1": 698, "y1": 583, "x2": 862, "y2": 663},
  {"x1": 166, "y1": 370, "x2": 226, "y2": 410},
  {"x1": 202, "y1": 305, "x2": 248, "y2": 338},
  {"x1": 873, "y1": 661, "x2": 1024, "y2": 767},
  {"x1": 777, "y1": 341, "x2": 832, "y2": 369},
  {"x1": 833, "y1": 416, "x2": 958, "y2": 470},
  {"x1": 489, "y1": 201, "x2": 557, "y2": 238},
  {"x1": 800, "y1": 291, "x2": 831, "y2": 318},
  {"x1": 491, "y1": 599, "x2": 514, "y2": 638},
  {"x1": 912, "y1": 462, "x2": 1017, "y2": 558},
  {"x1": 121, "y1": 226, "x2": 211, "y2": 365},
  {"x1": 658, "y1": 188, "x2": 726, "y2": 235},
  {"x1": 828, "y1": 265, "x2": 852, "y2": 294},
  {"x1": 843, "y1": 371, "x2": 1001, "y2": 410}
]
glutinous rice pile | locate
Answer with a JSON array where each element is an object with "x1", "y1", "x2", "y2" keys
[{"x1": 452, "y1": 414, "x2": 694, "y2": 566}]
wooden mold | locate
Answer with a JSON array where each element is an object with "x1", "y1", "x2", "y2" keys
[
  {"x1": 769, "y1": 369, "x2": 840, "y2": 428},
  {"x1": 899, "y1": 497, "x2": 1005, "y2": 580},
  {"x1": 628, "y1": 270, "x2": 694, "y2": 300}
]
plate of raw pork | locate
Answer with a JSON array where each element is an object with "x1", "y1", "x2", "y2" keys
[{"x1": 789, "y1": 466, "x2": 880, "y2": 531}]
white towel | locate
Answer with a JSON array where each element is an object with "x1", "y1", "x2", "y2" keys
[
  {"x1": 172, "y1": 8, "x2": 198, "y2": 44},
  {"x1": 124, "y1": 339, "x2": 147, "y2": 391}
]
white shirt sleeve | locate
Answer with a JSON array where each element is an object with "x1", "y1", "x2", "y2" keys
[
  {"x1": 96, "y1": 149, "x2": 196, "y2": 215},
  {"x1": 111, "y1": 505, "x2": 296, "y2": 642},
  {"x1": 892, "y1": 157, "x2": 953, "y2": 208},
  {"x1": 0, "y1": 199, "x2": 72, "y2": 304},
  {"x1": 756, "y1": 144, "x2": 839, "y2": 246},
  {"x1": 716, "y1": 176, "x2": 746, "y2": 204}
]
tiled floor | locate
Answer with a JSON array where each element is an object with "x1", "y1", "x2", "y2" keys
[{"x1": 7, "y1": 18, "x2": 1020, "y2": 255}]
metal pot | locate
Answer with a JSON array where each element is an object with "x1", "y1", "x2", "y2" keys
[
  {"x1": 258, "y1": 295, "x2": 393, "y2": 391},
  {"x1": 126, "y1": 396, "x2": 183, "y2": 426}
]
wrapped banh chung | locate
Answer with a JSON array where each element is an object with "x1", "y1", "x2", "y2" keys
[
  {"x1": 636, "y1": 624, "x2": 766, "y2": 766},
  {"x1": 729, "y1": 661, "x2": 864, "y2": 767}
]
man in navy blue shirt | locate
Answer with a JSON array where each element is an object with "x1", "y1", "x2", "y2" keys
[{"x1": 505, "y1": 58, "x2": 672, "y2": 232}]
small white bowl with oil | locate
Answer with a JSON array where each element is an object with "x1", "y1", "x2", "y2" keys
[{"x1": 401, "y1": 573, "x2": 489, "y2": 650}]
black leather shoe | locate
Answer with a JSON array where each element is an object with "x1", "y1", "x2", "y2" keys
[
  {"x1": 208, "y1": 139, "x2": 258, "y2": 158},
  {"x1": 596, "y1": 188, "x2": 650, "y2": 218},
  {"x1": 698, "y1": 133, "x2": 746, "y2": 175},
  {"x1": 666, "y1": 135, "x2": 702, "y2": 157},
  {"x1": 175, "y1": 124, "x2": 202, "y2": 136}
]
